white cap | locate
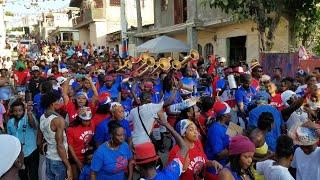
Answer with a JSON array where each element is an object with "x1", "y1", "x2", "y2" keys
[
  {"x1": 57, "y1": 77, "x2": 67, "y2": 86},
  {"x1": 110, "y1": 102, "x2": 122, "y2": 111},
  {"x1": 261, "y1": 75, "x2": 271, "y2": 82},
  {"x1": 218, "y1": 57, "x2": 227, "y2": 63},
  {"x1": 59, "y1": 68, "x2": 68, "y2": 74},
  {"x1": 0, "y1": 135, "x2": 21, "y2": 177},
  {"x1": 31, "y1": 65, "x2": 40, "y2": 71},
  {"x1": 281, "y1": 90, "x2": 296, "y2": 107},
  {"x1": 47, "y1": 69, "x2": 52, "y2": 77}
]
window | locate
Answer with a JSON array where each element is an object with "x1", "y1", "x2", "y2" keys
[
  {"x1": 204, "y1": 43, "x2": 214, "y2": 59},
  {"x1": 161, "y1": 0, "x2": 168, "y2": 11},
  {"x1": 198, "y1": 44, "x2": 202, "y2": 57},
  {"x1": 110, "y1": 0, "x2": 120, "y2": 6}
]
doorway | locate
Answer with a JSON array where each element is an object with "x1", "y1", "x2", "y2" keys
[{"x1": 228, "y1": 36, "x2": 246, "y2": 66}]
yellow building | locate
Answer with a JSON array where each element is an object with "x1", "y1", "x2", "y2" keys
[{"x1": 132, "y1": 0, "x2": 289, "y2": 65}]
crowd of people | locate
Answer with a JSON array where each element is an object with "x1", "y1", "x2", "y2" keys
[{"x1": 0, "y1": 41, "x2": 320, "y2": 180}]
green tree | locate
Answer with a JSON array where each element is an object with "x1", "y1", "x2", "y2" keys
[
  {"x1": 201, "y1": 0, "x2": 320, "y2": 51},
  {"x1": 5, "y1": 11, "x2": 14, "y2": 16}
]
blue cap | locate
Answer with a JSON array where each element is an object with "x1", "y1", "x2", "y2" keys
[{"x1": 254, "y1": 91, "x2": 271, "y2": 104}]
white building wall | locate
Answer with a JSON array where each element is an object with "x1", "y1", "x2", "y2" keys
[{"x1": 105, "y1": 0, "x2": 154, "y2": 34}]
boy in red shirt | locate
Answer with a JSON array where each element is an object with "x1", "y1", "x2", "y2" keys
[{"x1": 13, "y1": 60, "x2": 30, "y2": 92}]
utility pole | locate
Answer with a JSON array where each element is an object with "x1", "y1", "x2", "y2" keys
[
  {"x1": 120, "y1": 0, "x2": 128, "y2": 58},
  {"x1": 135, "y1": 0, "x2": 142, "y2": 32}
]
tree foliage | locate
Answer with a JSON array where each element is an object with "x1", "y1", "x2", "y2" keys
[
  {"x1": 201, "y1": 0, "x2": 320, "y2": 51},
  {"x1": 5, "y1": 11, "x2": 14, "y2": 16}
]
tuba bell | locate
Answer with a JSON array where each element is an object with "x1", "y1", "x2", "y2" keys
[
  {"x1": 150, "y1": 57, "x2": 171, "y2": 75},
  {"x1": 171, "y1": 59, "x2": 182, "y2": 70},
  {"x1": 180, "y1": 49, "x2": 199, "y2": 65},
  {"x1": 159, "y1": 57, "x2": 171, "y2": 71}
]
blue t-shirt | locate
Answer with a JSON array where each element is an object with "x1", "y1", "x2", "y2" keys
[
  {"x1": 121, "y1": 98, "x2": 133, "y2": 113},
  {"x1": 7, "y1": 115, "x2": 38, "y2": 157},
  {"x1": 205, "y1": 122, "x2": 230, "y2": 174},
  {"x1": 248, "y1": 105, "x2": 284, "y2": 151},
  {"x1": 33, "y1": 93, "x2": 44, "y2": 119},
  {"x1": 79, "y1": 164, "x2": 91, "y2": 180},
  {"x1": 91, "y1": 142, "x2": 132, "y2": 180},
  {"x1": 99, "y1": 83, "x2": 120, "y2": 101},
  {"x1": 86, "y1": 89, "x2": 94, "y2": 100},
  {"x1": 216, "y1": 78, "x2": 227, "y2": 91},
  {"x1": 144, "y1": 159, "x2": 182, "y2": 180},
  {"x1": 94, "y1": 118, "x2": 132, "y2": 144},
  {"x1": 163, "y1": 91, "x2": 183, "y2": 104},
  {"x1": 235, "y1": 86, "x2": 257, "y2": 113}
]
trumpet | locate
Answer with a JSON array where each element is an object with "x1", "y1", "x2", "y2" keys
[
  {"x1": 116, "y1": 60, "x2": 133, "y2": 71},
  {"x1": 180, "y1": 49, "x2": 199, "y2": 65}
]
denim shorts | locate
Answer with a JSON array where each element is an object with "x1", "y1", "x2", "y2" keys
[{"x1": 45, "y1": 158, "x2": 66, "y2": 180}]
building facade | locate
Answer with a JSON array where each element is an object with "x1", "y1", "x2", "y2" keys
[
  {"x1": 133, "y1": 0, "x2": 289, "y2": 65},
  {"x1": 69, "y1": 0, "x2": 154, "y2": 46}
]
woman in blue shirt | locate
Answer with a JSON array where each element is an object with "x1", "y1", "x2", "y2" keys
[{"x1": 90, "y1": 120, "x2": 133, "y2": 180}]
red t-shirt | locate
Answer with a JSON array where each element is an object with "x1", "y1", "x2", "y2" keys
[
  {"x1": 251, "y1": 78, "x2": 260, "y2": 90},
  {"x1": 270, "y1": 94, "x2": 284, "y2": 111},
  {"x1": 65, "y1": 101, "x2": 97, "y2": 123},
  {"x1": 91, "y1": 113, "x2": 110, "y2": 131},
  {"x1": 168, "y1": 140, "x2": 207, "y2": 180},
  {"x1": 13, "y1": 70, "x2": 30, "y2": 85},
  {"x1": 66, "y1": 125, "x2": 94, "y2": 162}
]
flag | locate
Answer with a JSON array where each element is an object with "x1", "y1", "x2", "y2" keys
[{"x1": 121, "y1": 38, "x2": 128, "y2": 58}]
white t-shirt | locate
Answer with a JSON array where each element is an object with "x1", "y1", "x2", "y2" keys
[
  {"x1": 257, "y1": 160, "x2": 294, "y2": 180},
  {"x1": 129, "y1": 102, "x2": 164, "y2": 145},
  {"x1": 291, "y1": 147, "x2": 320, "y2": 180}
]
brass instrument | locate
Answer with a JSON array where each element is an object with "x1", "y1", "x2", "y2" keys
[
  {"x1": 116, "y1": 60, "x2": 133, "y2": 71},
  {"x1": 171, "y1": 59, "x2": 182, "y2": 70},
  {"x1": 150, "y1": 57, "x2": 171, "y2": 75},
  {"x1": 159, "y1": 57, "x2": 171, "y2": 71},
  {"x1": 180, "y1": 49, "x2": 199, "y2": 65}
]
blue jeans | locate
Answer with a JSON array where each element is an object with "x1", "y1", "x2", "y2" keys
[{"x1": 45, "y1": 158, "x2": 66, "y2": 180}]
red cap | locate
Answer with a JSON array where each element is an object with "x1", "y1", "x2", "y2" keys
[
  {"x1": 229, "y1": 135, "x2": 255, "y2": 155},
  {"x1": 134, "y1": 142, "x2": 159, "y2": 164},
  {"x1": 213, "y1": 101, "x2": 231, "y2": 117},
  {"x1": 99, "y1": 92, "x2": 111, "y2": 104}
]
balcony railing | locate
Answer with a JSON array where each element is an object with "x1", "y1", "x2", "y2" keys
[{"x1": 72, "y1": 6, "x2": 105, "y2": 28}]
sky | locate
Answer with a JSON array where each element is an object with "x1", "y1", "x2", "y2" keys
[
  {"x1": 4, "y1": 0, "x2": 70, "y2": 16},
  {"x1": 3, "y1": 0, "x2": 70, "y2": 27}
]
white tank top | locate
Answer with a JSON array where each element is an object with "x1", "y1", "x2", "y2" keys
[{"x1": 40, "y1": 114, "x2": 68, "y2": 161}]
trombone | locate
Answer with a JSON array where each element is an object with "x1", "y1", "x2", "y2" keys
[
  {"x1": 170, "y1": 49, "x2": 199, "y2": 70},
  {"x1": 137, "y1": 56, "x2": 156, "y2": 77},
  {"x1": 116, "y1": 59, "x2": 133, "y2": 71},
  {"x1": 180, "y1": 49, "x2": 199, "y2": 66},
  {"x1": 135, "y1": 53, "x2": 154, "y2": 72}
]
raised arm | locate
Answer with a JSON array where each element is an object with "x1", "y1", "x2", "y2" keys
[
  {"x1": 62, "y1": 78, "x2": 71, "y2": 105},
  {"x1": 157, "y1": 110, "x2": 188, "y2": 158}
]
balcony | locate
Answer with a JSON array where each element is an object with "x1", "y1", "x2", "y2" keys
[{"x1": 72, "y1": 6, "x2": 105, "y2": 28}]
